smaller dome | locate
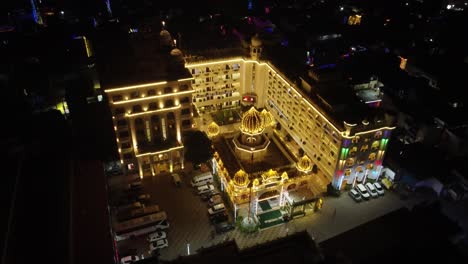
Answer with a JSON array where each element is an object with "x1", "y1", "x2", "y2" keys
[
  {"x1": 170, "y1": 48, "x2": 183, "y2": 56},
  {"x1": 160, "y1": 30, "x2": 172, "y2": 46},
  {"x1": 207, "y1": 122, "x2": 220, "y2": 137},
  {"x1": 251, "y1": 34, "x2": 262, "y2": 47},
  {"x1": 232, "y1": 170, "x2": 249, "y2": 187},
  {"x1": 261, "y1": 109, "x2": 275, "y2": 127},
  {"x1": 297, "y1": 155, "x2": 312, "y2": 173},
  {"x1": 241, "y1": 107, "x2": 265, "y2": 135},
  {"x1": 261, "y1": 169, "x2": 278, "y2": 182}
]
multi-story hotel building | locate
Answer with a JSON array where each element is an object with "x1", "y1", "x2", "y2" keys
[
  {"x1": 102, "y1": 31, "x2": 195, "y2": 177},
  {"x1": 102, "y1": 30, "x2": 395, "y2": 189},
  {"x1": 186, "y1": 35, "x2": 395, "y2": 190}
]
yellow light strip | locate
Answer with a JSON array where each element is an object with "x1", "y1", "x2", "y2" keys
[
  {"x1": 113, "y1": 90, "x2": 194, "y2": 105},
  {"x1": 186, "y1": 58, "x2": 243, "y2": 68},
  {"x1": 105, "y1": 81, "x2": 168, "y2": 93},
  {"x1": 342, "y1": 126, "x2": 396, "y2": 139},
  {"x1": 126, "y1": 105, "x2": 181, "y2": 117},
  {"x1": 135, "y1": 145, "x2": 184, "y2": 157},
  {"x1": 178, "y1": 77, "x2": 194, "y2": 82}
]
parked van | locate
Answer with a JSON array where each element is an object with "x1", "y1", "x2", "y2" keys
[
  {"x1": 191, "y1": 172, "x2": 213, "y2": 187},
  {"x1": 197, "y1": 184, "x2": 214, "y2": 195},
  {"x1": 208, "y1": 203, "x2": 226, "y2": 215},
  {"x1": 171, "y1": 173, "x2": 181, "y2": 187}
]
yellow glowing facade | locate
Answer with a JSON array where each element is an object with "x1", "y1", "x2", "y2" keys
[
  {"x1": 187, "y1": 55, "x2": 394, "y2": 190},
  {"x1": 105, "y1": 78, "x2": 194, "y2": 177}
]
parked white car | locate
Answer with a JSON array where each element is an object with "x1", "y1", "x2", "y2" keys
[
  {"x1": 147, "y1": 231, "x2": 167, "y2": 242},
  {"x1": 373, "y1": 182, "x2": 385, "y2": 196},
  {"x1": 121, "y1": 255, "x2": 139, "y2": 264},
  {"x1": 356, "y1": 184, "x2": 371, "y2": 200},
  {"x1": 149, "y1": 238, "x2": 168, "y2": 251},
  {"x1": 365, "y1": 182, "x2": 379, "y2": 198}
]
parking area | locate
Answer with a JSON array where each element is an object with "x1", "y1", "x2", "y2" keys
[
  {"x1": 111, "y1": 169, "x2": 238, "y2": 261},
  {"x1": 108, "y1": 166, "x2": 428, "y2": 262}
]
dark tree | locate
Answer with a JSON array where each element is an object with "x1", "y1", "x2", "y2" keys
[{"x1": 184, "y1": 131, "x2": 213, "y2": 166}]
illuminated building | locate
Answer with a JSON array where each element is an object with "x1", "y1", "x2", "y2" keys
[
  {"x1": 188, "y1": 36, "x2": 395, "y2": 194},
  {"x1": 103, "y1": 30, "x2": 395, "y2": 190},
  {"x1": 103, "y1": 30, "x2": 194, "y2": 178}
]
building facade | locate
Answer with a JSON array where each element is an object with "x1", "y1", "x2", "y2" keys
[
  {"x1": 104, "y1": 35, "x2": 395, "y2": 188},
  {"x1": 105, "y1": 77, "x2": 194, "y2": 177}
]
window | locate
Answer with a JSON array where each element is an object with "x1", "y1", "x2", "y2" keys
[
  {"x1": 148, "y1": 102, "x2": 157, "y2": 110},
  {"x1": 130, "y1": 91, "x2": 139, "y2": 98},
  {"x1": 180, "y1": 97, "x2": 190, "y2": 104},
  {"x1": 374, "y1": 131, "x2": 383, "y2": 139},
  {"x1": 119, "y1": 131, "x2": 130, "y2": 138},
  {"x1": 181, "y1": 108, "x2": 190, "y2": 115},
  {"x1": 182, "y1": 119, "x2": 191, "y2": 127},
  {"x1": 147, "y1": 89, "x2": 156, "y2": 96},
  {"x1": 352, "y1": 136, "x2": 360, "y2": 144},
  {"x1": 360, "y1": 145, "x2": 368, "y2": 152},
  {"x1": 135, "y1": 118, "x2": 144, "y2": 125},
  {"x1": 371, "y1": 141, "x2": 380, "y2": 151},
  {"x1": 132, "y1": 105, "x2": 143, "y2": 112},
  {"x1": 116, "y1": 119, "x2": 127, "y2": 127},
  {"x1": 121, "y1": 142, "x2": 131, "y2": 149},
  {"x1": 344, "y1": 169, "x2": 351, "y2": 176},
  {"x1": 112, "y1": 95, "x2": 123, "y2": 102},
  {"x1": 345, "y1": 158, "x2": 355, "y2": 167},
  {"x1": 114, "y1": 108, "x2": 125, "y2": 115},
  {"x1": 356, "y1": 166, "x2": 363, "y2": 173},
  {"x1": 165, "y1": 99, "x2": 174, "y2": 107},
  {"x1": 123, "y1": 153, "x2": 133, "y2": 160},
  {"x1": 232, "y1": 63, "x2": 240, "y2": 70},
  {"x1": 180, "y1": 84, "x2": 189, "y2": 91},
  {"x1": 369, "y1": 153, "x2": 376, "y2": 161},
  {"x1": 164, "y1": 87, "x2": 172, "y2": 94},
  {"x1": 349, "y1": 147, "x2": 357, "y2": 156}
]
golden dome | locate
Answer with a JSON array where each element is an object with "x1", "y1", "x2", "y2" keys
[
  {"x1": 261, "y1": 109, "x2": 275, "y2": 127},
  {"x1": 240, "y1": 107, "x2": 265, "y2": 135},
  {"x1": 232, "y1": 169, "x2": 249, "y2": 187},
  {"x1": 207, "y1": 122, "x2": 220, "y2": 137},
  {"x1": 297, "y1": 155, "x2": 312, "y2": 173},
  {"x1": 261, "y1": 169, "x2": 278, "y2": 182}
]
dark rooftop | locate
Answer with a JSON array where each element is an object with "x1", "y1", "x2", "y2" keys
[
  {"x1": 94, "y1": 22, "x2": 191, "y2": 89},
  {"x1": 168, "y1": 231, "x2": 322, "y2": 264}
]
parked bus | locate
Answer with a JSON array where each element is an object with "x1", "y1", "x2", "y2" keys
[
  {"x1": 114, "y1": 211, "x2": 167, "y2": 242},
  {"x1": 117, "y1": 204, "x2": 160, "y2": 222}
]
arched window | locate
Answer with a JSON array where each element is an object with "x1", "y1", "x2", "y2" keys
[
  {"x1": 132, "y1": 105, "x2": 142, "y2": 112},
  {"x1": 356, "y1": 166, "x2": 364, "y2": 173},
  {"x1": 371, "y1": 141, "x2": 380, "y2": 151},
  {"x1": 352, "y1": 136, "x2": 360, "y2": 144},
  {"x1": 368, "y1": 152, "x2": 376, "y2": 161},
  {"x1": 360, "y1": 145, "x2": 369, "y2": 152},
  {"x1": 374, "y1": 131, "x2": 383, "y2": 139},
  {"x1": 349, "y1": 147, "x2": 358, "y2": 156},
  {"x1": 344, "y1": 169, "x2": 352, "y2": 176},
  {"x1": 345, "y1": 158, "x2": 355, "y2": 167}
]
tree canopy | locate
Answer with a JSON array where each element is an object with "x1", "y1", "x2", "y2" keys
[{"x1": 184, "y1": 131, "x2": 213, "y2": 166}]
